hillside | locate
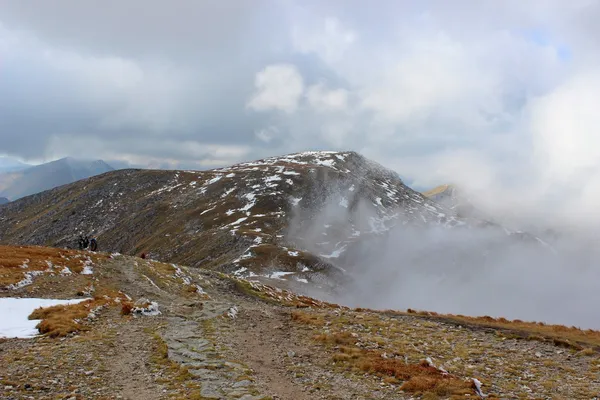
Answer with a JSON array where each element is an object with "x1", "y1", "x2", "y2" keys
[
  {"x1": 0, "y1": 152, "x2": 446, "y2": 281},
  {"x1": 0, "y1": 151, "x2": 547, "y2": 296},
  {"x1": 0, "y1": 157, "x2": 114, "y2": 201},
  {"x1": 1, "y1": 245, "x2": 599, "y2": 400}
]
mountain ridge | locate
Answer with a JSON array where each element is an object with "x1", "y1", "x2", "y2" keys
[
  {"x1": 0, "y1": 151, "x2": 546, "y2": 297},
  {"x1": 0, "y1": 157, "x2": 114, "y2": 201}
]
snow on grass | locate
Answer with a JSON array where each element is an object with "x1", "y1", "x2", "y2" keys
[
  {"x1": 60, "y1": 267, "x2": 72, "y2": 275},
  {"x1": 172, "y1": 264, "x2": 192, "y2": 285},
  {"x1": 221, "y1": 187, "x2": 236, "y2": 198},
  {"x1": 287, "y1": 250, "x2": 299, "y2": 257},
  {"x1": 472, "y1": 378, "x2": 486, "y2": 398},
  {"x1": 314, "y1": 159, "x2": 335, "y2": 168},
  {"x1": 290, "y1": 197, "x2": 302, "y2": 206},
  {"x1": 374, "y1": 197, "x2": 383, "y2": 206},
  {"x1": 0, "y1": 298, "x2": 90, "y2": 338},
  {"x1": 200, "y1": 205, "x2": 217, "y2": 215},
  {"x1": 81, "y1": 265, "x2": 93, "y2": 275},
  {"x1": 205, "y1": 175, "x2": 223, "y2": 185},
  {"x1": 267, "y1": 271, "x2": 295, "y2": 280},
  {"x1": 7, "y1": 270, "x2": 46, "y2": 289},
  {"x1": 240, "y1": 193, "x2": 257, "y2": 213},
  {"x1": 226, "y1": 173, "x2": 236, "y2": 178},
  {"x1": 81, "y1": 259, "x2": 93, "y2": 275},
  {"x1": 295, "y1": 277, "x2": 308, "y2": 283},
  {"x1": 227, "y1": 217, "x2": 248, "y2": 227}
]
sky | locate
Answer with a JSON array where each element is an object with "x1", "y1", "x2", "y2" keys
[{"x1": 2, "y1": 0, "x2": 600, "y2": 227}]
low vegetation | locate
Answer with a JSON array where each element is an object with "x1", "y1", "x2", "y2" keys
[
  {"x1": 292, "y1": 310, "x2": 479, "y2": 398},
  {"x1": 401, "y1": 309, "x2": 600, "y2": 352},
  {"x1": 0, "y1": 245, "x2": 106, "y2": 286}
]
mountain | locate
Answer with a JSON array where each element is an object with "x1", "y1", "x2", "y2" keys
[
  {"x1": 0, "y1": 197, "x2": 8, "y2": 205},
  {"x1": 0, "y1": 156, "x2": 30, "y2": 173},
  {"x1": 0, "y1": 157, "x2": 114, "y2": 201},
  {"x1": 422, "y1": 184, "x2": 479, "y2": 218},
  {"x1": 0, "y1": 151, "x2": 545, "y2": 296}
]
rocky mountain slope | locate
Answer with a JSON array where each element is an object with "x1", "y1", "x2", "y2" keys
[
  {"x1": 0, "y1": 151, "x2": 545, "y2": 294},
  {"x1": 1, "y1": 245, "x2": 599, "y2": 400},
  {"x1": 0, "y1": 157, "x2": 114, "y2": 201}
]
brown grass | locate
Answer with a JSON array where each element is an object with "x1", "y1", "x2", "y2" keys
[
  {"x1": 121, "y1": 301, "x2": 134, "y2": 316},
  {"x1": 28, "y1": 289, "x2": 129, "y2": 337},
  {"x1": 29, "y1": 300, "x2": 95, "y2": 337},
  {"x1": 0, "y1": 245, "x2": 107, "y2": 286},
  {"x1": 405, "y1": 311, "x2": 600, "y2": 352},
  {"x1": 313, "y1": 330, "x2": 474, "y2": 396},
  {"x1": 291, "y1": 311, "x2": 324, "y2": 325}
]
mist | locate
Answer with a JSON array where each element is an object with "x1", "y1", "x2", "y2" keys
[{"x1": 289, "y1": 191, "x2": 600, "y2": 330}]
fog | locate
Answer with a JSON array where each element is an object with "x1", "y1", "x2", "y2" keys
[{"x1": 289, "y1": 192, "x2": 600, "y2": 330}]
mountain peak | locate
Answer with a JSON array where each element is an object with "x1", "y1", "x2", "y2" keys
[{"x1": 0, "y1": 157, "x2": 114, "y2": 200}]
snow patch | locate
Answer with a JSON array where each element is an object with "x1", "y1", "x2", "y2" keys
[
  {"x1": 0, "y1": 298, "x2": 90, "y2": 338},
  {"x1": 7, "y1": 270, "x2": 46, "y2": 289},
  {"x1": 267, "y1": 271, "x2": 295, "y2": 280}
]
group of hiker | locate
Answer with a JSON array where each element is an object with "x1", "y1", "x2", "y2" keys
[{"x1": 77, "y1": 234, "x2": 98, "y2": 251}]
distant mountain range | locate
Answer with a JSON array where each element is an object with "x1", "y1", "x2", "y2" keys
[
  {"x1": 0, "y1": 157, "x2": 114, "y2": 201},
  {"x1": 0, "y1": 157, "x2": 31, "y2": 173}
]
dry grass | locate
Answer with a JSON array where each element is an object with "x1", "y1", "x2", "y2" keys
[
  {"x1": 291, "y1": 310, "x2": 324, "y2": 325},
  {"x1": 28, "y1": 289, "x2": 128, "y2": 337},
  {"x1": 314, "y1": 330, "x2": 474, "y2": 397},
  {"x1": 121, "y1": 301, "x2": 134, "y2": 316},
  {"x1": 293, "y1": 311, "x2": 477, "y2": 397},
  {"x1": 0, "y1": 245, "x2": 107, "y2": 286},
  {"x1": 29, "y1": 300, "x2": 95, "y2": 337},
  {"x1": 398, "y1": 310, "x2": 600, "y2": 352}
]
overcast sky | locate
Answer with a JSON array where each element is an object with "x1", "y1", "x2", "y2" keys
[{"x1": 2, "y1": 1, "x2": 600, "y2": 225}]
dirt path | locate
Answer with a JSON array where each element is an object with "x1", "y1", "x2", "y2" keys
[
  {"x1": 108, "y1": 320, "x2": 164, "y2": 400},
  {"x1": 224, "y1": 306, "x2": 313, "y2": 400}
]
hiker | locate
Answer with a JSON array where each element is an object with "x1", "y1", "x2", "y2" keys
[
  {"x1": 78, "y1": 235, "x2": 85, "y2": 250},
  {"x1": 83, "y1": 236, "x2": 90, "y2": 249},
  {"x1": 89, "y1": 237, "x2": 98, "y2": 252},
  {"x1": 140, "y1": 253, "x2": 146, "y2": 259}
]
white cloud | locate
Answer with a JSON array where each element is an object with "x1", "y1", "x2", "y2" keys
[
  {"x1": 247, "y1": 64, "x2": 304, "y2": 114},
  {"x1": 305, "y1": 83, "x2": 349, "y2": 113}
]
